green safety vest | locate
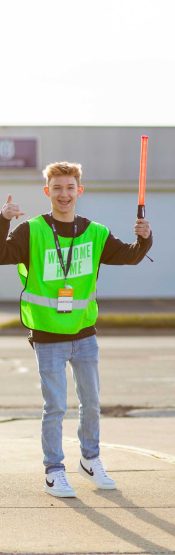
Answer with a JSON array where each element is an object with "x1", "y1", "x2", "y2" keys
[{"x1": 18, "y1": 215, "x2": 109, "y2": 334}]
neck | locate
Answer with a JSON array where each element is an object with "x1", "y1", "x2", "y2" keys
[{"x1": 51, "y1": 209, "x2": 75, "y2": 222}]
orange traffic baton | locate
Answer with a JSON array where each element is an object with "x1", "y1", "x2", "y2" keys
[{"x1": 137, "y1": 135, "x2": 148, "y2": 219}]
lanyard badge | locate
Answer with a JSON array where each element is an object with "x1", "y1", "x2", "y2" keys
[
  {"x1": 50, "y1": 215, "x2": 77, "y2": 313},
  {"x1": 57, "y1": 285, "x2": 74, "y2": 313}
]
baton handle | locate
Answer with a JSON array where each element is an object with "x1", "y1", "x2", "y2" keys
[{"x1": 137, "y1": 204, "x2": 145, "y2": 218}]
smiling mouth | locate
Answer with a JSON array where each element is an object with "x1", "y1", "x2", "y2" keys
[{"x1": 57, "y1": 200, "x2": 71, "y2": 205}]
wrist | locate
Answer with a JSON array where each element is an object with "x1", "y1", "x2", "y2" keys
[
  {"x1": 137, "y1": 231, "x2": 152, "y2": 241},
  {"x1": 0, "y1": 211, "x2": 11, "y2": 222}
]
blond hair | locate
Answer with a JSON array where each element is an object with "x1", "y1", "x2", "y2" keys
[{"x1": 42, "y1": 161, "x2": 82, "y2": 186}]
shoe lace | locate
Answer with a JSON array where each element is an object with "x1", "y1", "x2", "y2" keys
[
  {"x1": 92, "y1": 457, "x2": 108, "y2": 477},
  {"x1": 55, "y1": 470, "x2": 69, "y2": 486}
]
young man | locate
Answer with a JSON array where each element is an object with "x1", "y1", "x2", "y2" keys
[{"x1": 0, "y1": 161, "x2": 152, "y2": 498}]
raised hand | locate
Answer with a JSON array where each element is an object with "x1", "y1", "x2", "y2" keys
[{"x1": 1, "y1": 195, "x2": 25, "y2": 221}]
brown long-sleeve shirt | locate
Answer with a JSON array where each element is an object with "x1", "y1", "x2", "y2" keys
[{"x1": 0, "y1": 212, "x2": 153, "y2": 344}]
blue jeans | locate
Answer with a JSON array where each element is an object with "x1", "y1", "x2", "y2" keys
[{"x1": 34, "y1": 336, "x2": 100, "y2": 474}]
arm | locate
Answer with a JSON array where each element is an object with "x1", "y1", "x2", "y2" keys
[
  {"x1": 0, "y1": 195, "x2": 29, "y2": 267},
  {"x1": 101, "y1": 219, "x2": 153, "y2": 265}
]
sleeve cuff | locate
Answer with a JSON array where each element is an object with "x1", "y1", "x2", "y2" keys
[
  {"x1": 0, "y1": 212, "x2": 10, "y2": 225},
  {"x1": 137, "y1": 231, "x2": 153, "y2": 243}
]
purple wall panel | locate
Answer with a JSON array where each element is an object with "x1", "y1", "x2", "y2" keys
[{"x1": 0, "y1": 138, "x2": 37, "y2": 168}]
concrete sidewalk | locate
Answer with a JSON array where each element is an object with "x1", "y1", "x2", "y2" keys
[
  {"x1": 0, "y1": 334, "x2": 175, "y2": 554},
  {"x1": 0, "y1": 417, "x2": 175, "y2": 554}
]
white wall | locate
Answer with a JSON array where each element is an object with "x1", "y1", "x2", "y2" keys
[
  {"x1": 79, "y1": 191, "x2": 174, "y2": 298},
  {"x1": 1, "y1": 125, "x2": 175, "y2": 180}
]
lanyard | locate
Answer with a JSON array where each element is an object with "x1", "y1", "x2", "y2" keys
[{"x1": 50, "y1": 215, "x2": 77, "y2": 281}]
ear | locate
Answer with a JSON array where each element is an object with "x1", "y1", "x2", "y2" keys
[
  {"x1": 43, "y1": 185, "x2": 50, "y2": 198},
  {"x1": 77, "y1": 184, "x2": 84, "y2": 198}
]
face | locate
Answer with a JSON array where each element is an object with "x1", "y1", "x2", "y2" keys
[{"x1": 44, "y1": 175, "x2": 84, "y2": 220}]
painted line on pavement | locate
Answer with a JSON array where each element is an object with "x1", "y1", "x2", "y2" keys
[{"x1": 64, "y1": 437, "x2": 175, "y2": 465}]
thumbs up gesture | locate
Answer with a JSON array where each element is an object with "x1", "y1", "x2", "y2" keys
[{"x1": 1, "y1": 195, "x2": 25, "y2": 221}]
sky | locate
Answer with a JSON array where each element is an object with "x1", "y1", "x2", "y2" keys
[{"x1": 1, "y1": 0, "x2": 175, "y2": 126}]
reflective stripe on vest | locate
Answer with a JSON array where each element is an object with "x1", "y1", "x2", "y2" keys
[{"x1": 21, "y1": 290, "x2": 96, "y2": 309}]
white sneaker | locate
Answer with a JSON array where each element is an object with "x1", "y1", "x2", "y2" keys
[
  {"x1": 45, "y1": 470, "x2": 76, "y2": 497},
  {"x1": 78, "y1": 456, "x2": 116, "y2": 489}
]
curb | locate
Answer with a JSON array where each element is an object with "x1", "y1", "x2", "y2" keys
[
  {"x1": 98, "y1": 312, "x2": 175, "y2": 328},
  {"x1": 0, "y1": 312, "x2": 175, "y2": 330}
]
